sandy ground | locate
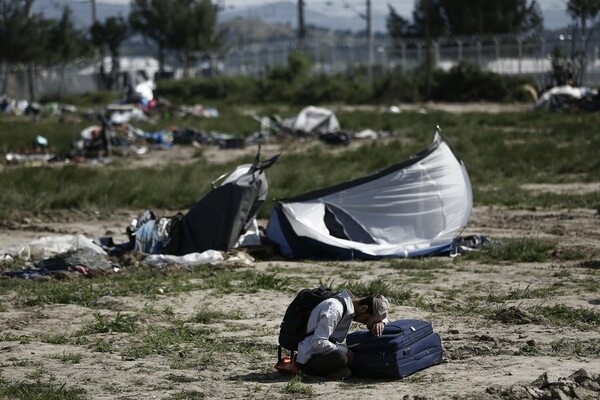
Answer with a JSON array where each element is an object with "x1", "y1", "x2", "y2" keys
[
  {"x1": 1, "y1": 128, "x2": 599, "y2": 399},
  {"x1": 1, "y1": 206, "x2": 599, "y2": 399}
]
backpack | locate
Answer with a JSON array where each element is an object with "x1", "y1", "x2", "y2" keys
[{"x1": 277, "y1": 287, "x2": 346, "y2": 362}]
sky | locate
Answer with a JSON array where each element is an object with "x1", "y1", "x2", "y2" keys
[
  {"x1": 79, "y1": 0, "x2": 572, "y2": 30},
  {"x1": 96, "y1": 0, "x2": 568, "y2": 16},
  {"x1": 218, "y1": 0, "x2": 568, "y2": 16},
  {"x1": 217, "y1": 0, "x2": 571, "y2": 29}
]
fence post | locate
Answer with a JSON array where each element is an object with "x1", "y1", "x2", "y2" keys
[
  {"x1": 330, "y1": 41, "x2": 336, "y2": 73},
  {"x1": 540, "y1": 37, "x2": 545, "y2": 59},
  {"x1": 268, "y1": 47, "x2": 274, "y2": 73},
  {"x1": 314, "y1": 39, "x2": 320, "y2": 70},
  {"x1": 540, "y1": 37, "x2": 546, "y2": 80},
  {"x1": 379, "y1": 45, "x2": 387, "y2": 72},
  {"x1": 517, "y1": 37, "x2": 523, "y2": 75},
  {"x1": 457, "y1": 39, "x2": 463, "y2": 61},
  {"x1": 494, "y1": 38, "x2": 500, "y2": 61},
  {"x1": 401, "y1": 42, "x2": 407, "y2": 70}
]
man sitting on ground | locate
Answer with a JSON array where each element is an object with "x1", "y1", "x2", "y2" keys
[{"x1": 296, "y1": 290, "x2": 389, "y2": 379}]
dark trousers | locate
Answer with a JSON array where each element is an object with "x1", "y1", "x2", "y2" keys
[{"x1": 299, "y1": 349, "x2": 348, "y2": 376}]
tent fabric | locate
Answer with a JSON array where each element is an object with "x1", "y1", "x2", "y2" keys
[
  {"x1": 266, "y1": 133, "x2": 472, "y2": 260},
  {"x1": 164, "y1": 155, "x2": 277, "y2": 256},
  {"x1": 164, "y1": 164, "x2": 267, "y2": 255},
  {"x1": 281, "y1": 106, "x2": 340, "y2": 135}
]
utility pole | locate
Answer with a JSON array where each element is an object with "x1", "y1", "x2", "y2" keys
[
  {"x1": 424, "y1": 0, "x2": 432, "y2": 100},
  {"x1": 91, "y1": 0, "x2": 97, "y2": 24},
  {"x1": 366, "y1": 0, "x2": 373, "y2": 86},
  {"x1": 298, "y1": 0, "x2": 306, "y2": 51}
]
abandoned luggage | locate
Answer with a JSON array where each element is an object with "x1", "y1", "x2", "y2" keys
[{"x1": 346, "y1": 319, "x2": 443, "y2": 378}]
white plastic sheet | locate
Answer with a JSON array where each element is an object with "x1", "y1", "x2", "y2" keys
[
  {"x1": 143, "y1": 249, "x2": 224, "y2": 267},
  {"x1": 1, "y1": 234, "x2": 107, "y2": 261}
]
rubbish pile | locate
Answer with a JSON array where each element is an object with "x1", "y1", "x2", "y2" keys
[
  {"x1": 488, "y1": 369, "x2": 600, "y2": 400},
  {"x1": 2, "y1": 101, "x2": 403, "y2": 168},
  {"x1": 1, "y1": 152, "x2": 279, "y2": 277},
  {"x1": 532, "y1": 85, "x2": 600, "y2": 113},
  {"x1": 0, "y1": 95, "x2": 78, "y2": 117},
  {"x1": 1, "y1": 130, "x2": 481, "y2": 280}
]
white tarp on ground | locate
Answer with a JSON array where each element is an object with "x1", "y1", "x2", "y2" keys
[
  {"x1": 142, "y1": 250, "x2": 255, "y2": 267},
  {"x1": 142, "y1": 249, "x2": 224, "y2": 267},
  {"x1": 281, "y1": 106, "x2": 340, "y2": 134}
]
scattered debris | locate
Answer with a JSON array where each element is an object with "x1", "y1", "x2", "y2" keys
[
  {"x1": 532, "y1": 85, "x2": 599, "y2": 113},
  {"x1": 488, "y1": 369, "x2": 600, "y2": 400}
]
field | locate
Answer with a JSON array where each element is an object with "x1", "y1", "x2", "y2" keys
[{"x1": 1, "y1": 104, "x2": 600, "y2": 399}]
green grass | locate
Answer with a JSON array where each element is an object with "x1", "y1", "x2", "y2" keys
[
  {"x1": 386, "y1": 258, "x2": 453, "y2": 270},
  {"x1": 1, "y1": 266, "x2": 208, "y2": 308},
  {"x1": 242, "y1": 272, "x2": 291, "y2": 291},
  {"x1": 284, "y1": 375, "x2": 314, "y2": 396},
  {"x1": 164, "y1": 390, "x2": 206, "y2": 400},
  {"x1": 533, "y1": 304, "x2": 600, "y2": 329},
  {"x1": 338, "y1": 278, "x2": 413, "y2": 305},
  {"x1": 188, "y1": 308, "x2": 243, "y2": 324},
  {"x1": 163, "y1": 374, "x2": 198, "y2": 383},
  {"x1": 0, "y1": 375, "x2": 88, "y2": 400},
  {"x1": 0, "y1": 334, "x2": 31, "y2": 344},
  {"x1": 89, "y1": 338, "x2": 113, "y2": 353},
  {"x1": 79, "y1": 312, "x2": 138, "y2": 335},
  {"x1": 48, "y1": 352, "x2": 83, "y2": 364},
  {"x1": 42, "y1": 335, "x2": 70, "y2": 345},
  {"x1": 2, "y1": 109, "x2": 600, "y2": 217},
  {"x1": 488, "y1": 304, "x2": 600, "y2": 330},
  {"x1": 460, "y1": 238, "x2": 559, "y2": 263},
  {"x1": 122, "y1": 323, "x2": 214, "y2": 359},
  {"x1": 0, "y1": 266, "x2": 303, "y2": 310},
  {"x1": 486, "y1": 283, "x2": 558, "y2": 302}
]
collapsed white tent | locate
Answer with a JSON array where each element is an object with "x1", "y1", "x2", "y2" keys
[
  {"x1": 266, "y1": 132, "x2": 472, "y2": 259},
  {"x1": 281, "y1": 106, "x2": 340, "y2": 135}
]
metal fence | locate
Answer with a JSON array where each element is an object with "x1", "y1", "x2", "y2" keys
[
  {"x1": 220, "y1": 32, "x2": 600, "y2": 88},
  {"x1": 4, "y1": 31, "x2": 600, "y2": 99}
]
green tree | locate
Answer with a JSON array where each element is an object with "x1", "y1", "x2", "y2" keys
[
  {"x1": 440, "y1": 0, "x2": 543, "y2": 35},
  {"x1": 411, "y1": 0, "x2": 448, "y2": 37},
  {"x1": 0, "y1": 0, "x2": 51, "y2": 99},
  {"x1": 567, "y1": 0, "x2": 600, "y2": 84},
  {"x1": 129, "y1": 0, "x2": 172, "y2": 73},
  {"x1": 388, "y1": 0, "x2": 543, "y2": 38},
  {"x1": 166, "y1": 0, "x2": 219, "y2": 77},
  {"x1": 90, "y1": 16, "x2": 129, "y2": 89},
  {"x1": 386, "y1": 4, "x2": 412, "y2": 39},
  {"x1": 47, "y1": 6, "x2": 91, "y2": 95}
]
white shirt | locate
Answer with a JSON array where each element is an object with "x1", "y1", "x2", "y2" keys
[{"x1": 296, "y1": 289, "x2": 355, "y2": 364}]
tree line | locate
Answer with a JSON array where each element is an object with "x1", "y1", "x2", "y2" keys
[
  {"x1": 1, "y1": 0, "x2": 600, "y2": 100},
  {"x1": 0, "y1": 0, "x2": 218, "y2": 98}
]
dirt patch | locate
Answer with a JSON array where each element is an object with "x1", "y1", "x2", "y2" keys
[
  {"x1": 521, "y1": 182, "x2": 600, "y2": 195},
  {"x1": 1, "y1": 107, "x2": 598, "y2": 398},
  {"x1": 1, "y1": 205, "x2": 599, "y2": 399}
]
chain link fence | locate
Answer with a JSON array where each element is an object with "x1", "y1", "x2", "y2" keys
[{"x1": 3, "y1": 31, "x2": 600, "y2": 99}]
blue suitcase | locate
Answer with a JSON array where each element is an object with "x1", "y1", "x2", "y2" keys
[{"x1": 346, "y1": 319, "x2": 443, "y2": 378}]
